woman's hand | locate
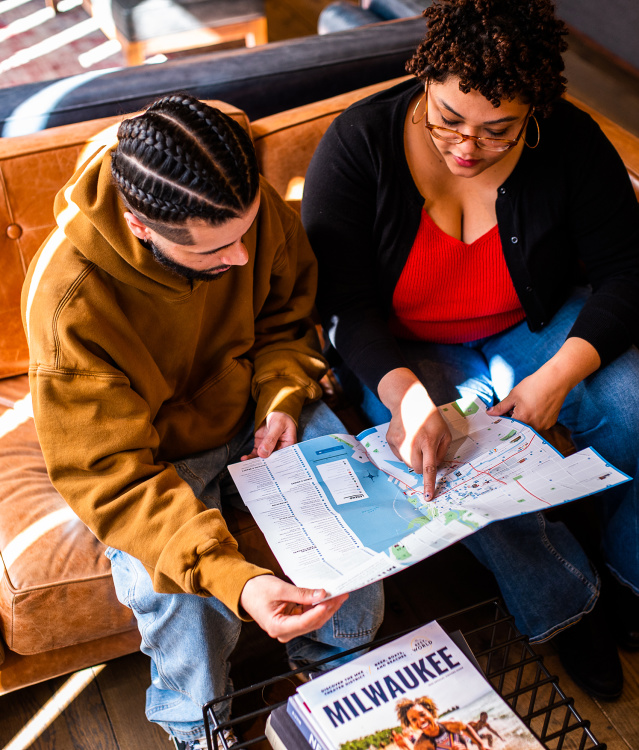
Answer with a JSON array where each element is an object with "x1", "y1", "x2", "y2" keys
[
  {"x1": 378, "y1": 368, "x2": 451, "y2": 500},
  {"x1": 487, "y1": 337, "x2": 600, "y2": 431},
  {"x1": 486, "y1": 367, "x2": 570, "y2": 430}
]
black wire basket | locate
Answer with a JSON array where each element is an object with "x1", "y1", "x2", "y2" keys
[{"x1": 203, "y1": 598, "x2": 606, "y2": 750}]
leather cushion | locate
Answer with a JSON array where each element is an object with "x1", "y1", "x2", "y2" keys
[
  {"x1": 0, "y1": 376, "x2": 136, "y2": 655},
  {"x1": 0, "y1": 376, "x2": 280, "y2": 656}
]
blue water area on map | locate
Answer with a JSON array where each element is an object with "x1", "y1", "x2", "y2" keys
[{"x1": 298, "y1": 436, "x2": 427, "y2": 552}]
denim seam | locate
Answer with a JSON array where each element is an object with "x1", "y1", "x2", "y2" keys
[
  {"x1": 332, "y1": 627, "x2": 378, "y2": 639},
  {"x1": 531, "y1": 583, "x2": 599, "y2": 643},
  {"x1": 536, "y1": 513, "x2": 598, "y2": 592},
  {"x1": 175, "y1": 463, "x2": 206, "y2": 492},
  {"x1": 332, "y1": 613, "x2": 379, "y2": 638},
  {"x1": 605, "y1": 563, "x2": 639, "y2": 597}
]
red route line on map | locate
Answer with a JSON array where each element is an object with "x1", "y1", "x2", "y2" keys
[
  {"x1": 474, "y1": 432, "x2": 552, "y2": 505},
  {"x1": 440, "y1": 433, "x2": 537, "y2": 495},
  {"x1": 514, "y1": 478, "x2": 551, "y2": 505}
]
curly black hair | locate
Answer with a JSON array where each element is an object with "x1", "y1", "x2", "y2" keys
[
  {"x1": 406, "y1": 0, "x2": 568, "y2": 116},
  {"x1": 396, "y1": 696, "x2": 439, "y2": 728}
]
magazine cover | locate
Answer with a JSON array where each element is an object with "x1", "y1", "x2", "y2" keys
[{"x1": 288, "y1": 620, "x2": 544, "y2": 750}]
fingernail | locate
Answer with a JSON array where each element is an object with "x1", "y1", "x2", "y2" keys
[{"x1": 312, "y1": 590, "x2": 323, "y2": 600}]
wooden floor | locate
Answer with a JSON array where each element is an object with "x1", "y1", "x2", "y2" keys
[
  {"x1": 1, "y1": 550, "x2": 638, "y2": 750},
  {"x1": 1, "y1": 1, "x2": 639, "y2": 749}
]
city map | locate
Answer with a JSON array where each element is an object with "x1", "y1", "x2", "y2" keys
[{"x1": 229, "y1": 396, "x2": 630, "y2": 596}]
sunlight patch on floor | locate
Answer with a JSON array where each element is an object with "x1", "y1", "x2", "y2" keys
[
  {"x1": 0, "y1": 0, "x2": 36, "y2": 16},
  {"x1": 0, "y1": 393, "x2": 33, "y2": 441},
  {"x1": 0, "y1": 7, "x2": 55, "y2": 42},
  {"x1": 55, "y1": 0, "x2": 83, "y2": 10},
  {"x1": 78, "y1": 37, "x2": 121, "y2": 67},
  {"x1": 0, "y1": 15, "x2": 100, "y2": 73},
  {"x1": 1, "y1": 666, "x2": 106, "y2": 750}
]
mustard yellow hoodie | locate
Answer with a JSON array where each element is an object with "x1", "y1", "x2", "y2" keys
[{"x1": 21, "y1": 140, "x2": 327, "y2": 616}]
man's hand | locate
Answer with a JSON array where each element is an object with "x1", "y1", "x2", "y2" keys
[
  {"x1": 487, "y1": 337, "x2": 600, "y2": 431},
  {"x1": 241, "y1": 411, "x2": 297, "y2": 460},
  {"x1": 378, "y1": 368, "x2": 451, "y2": 501},
  {"x1": 240, "y1": 575, "x2": 349, "y2": 642}
]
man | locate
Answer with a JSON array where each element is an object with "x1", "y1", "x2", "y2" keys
[
  {"x1": 468, "y1": 712, "x2": 504, "y2": 747},
  {"x1": 22, "y1": 95, "x2": 383, "y2": 749}
]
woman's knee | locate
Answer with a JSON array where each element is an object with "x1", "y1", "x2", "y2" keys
[{"x1": 563, "y1": 345, "x2": 639, "y2": 451}]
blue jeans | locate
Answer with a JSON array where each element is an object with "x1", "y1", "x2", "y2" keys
[
  {"x1": 107, "y1": 400, "x2": 384, "y2": 742},
  {"x1": 338, "y1": 288, "x2": 639, "y2": 641}
]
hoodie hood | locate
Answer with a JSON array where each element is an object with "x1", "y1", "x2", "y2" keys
[{"x1": 54, "y1": 138, "x2": 199, "y2": 299}]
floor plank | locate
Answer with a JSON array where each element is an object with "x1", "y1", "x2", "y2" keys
[
  {"x1": 532, "y1": 644, "x2": 634, "y2": 750},
  {"x1": 94, "y1": 653, "x2": 168, "y2": 749},
  {"x1": 61, "y1": 674, "x2": 119, "y2": 750},
  {"x1": 594, "y1": 649, "x2": 639, "y2": 747},
  {"x1": 0, "y1": 670, "x2": 117, "y2": 750}
]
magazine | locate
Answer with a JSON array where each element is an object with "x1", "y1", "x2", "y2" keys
[
  {"x1": 228, "y1": 395, "x2": 630, "y2": 597},
  {"x1": 286, "y1": 620, "x2": 544, "y2": 750}
]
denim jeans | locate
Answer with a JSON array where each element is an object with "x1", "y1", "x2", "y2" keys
[
  {"x1": 106, "y1": 400, "x2": 384, "y2": 743},
  {"x1": 338, "y1": 287, "x2": 639, "y2": 641}
]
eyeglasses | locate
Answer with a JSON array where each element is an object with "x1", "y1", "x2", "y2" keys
[{"x1": 419, "y1": 82, "x2": 534, "y2": 153}]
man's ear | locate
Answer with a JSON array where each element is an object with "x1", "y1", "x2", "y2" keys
[{"x1": 123, "y1": 211, "x2": 151, "y2": 240}]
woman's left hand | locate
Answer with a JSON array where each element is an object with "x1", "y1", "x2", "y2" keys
[
  {"x1": 486, "y1": 367, "x2": 570, "y2": 430},
  {"x1": 487, "y1": 337, "x2": 601, "y2": 431}
]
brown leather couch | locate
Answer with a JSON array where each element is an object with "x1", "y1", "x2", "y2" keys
[{"x1": 1, "y1": 79, "x2": 638, "y2": 696}]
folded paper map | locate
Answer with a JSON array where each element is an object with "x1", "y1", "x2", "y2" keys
[{"x1": 229, "y1": 396, "x2": 630, "y2": 596}]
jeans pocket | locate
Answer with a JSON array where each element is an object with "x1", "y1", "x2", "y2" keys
[{"x1": 332, "y1": 581, "x2": 385, "y2": 641}]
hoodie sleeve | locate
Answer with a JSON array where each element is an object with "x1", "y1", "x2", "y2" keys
[
  {"x1": 26, "y1": 361, "x2": 272, "y2": 616},
  {"x1": 248, "y1": 181, "x2": 328, "y2": 430}
]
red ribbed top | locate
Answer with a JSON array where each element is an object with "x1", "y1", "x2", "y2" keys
[{"x1": 389, "y1": 208, "x2": 525, "y2": 343}]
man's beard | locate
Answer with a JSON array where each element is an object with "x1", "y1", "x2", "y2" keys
[{"x1": 147, "y1": 241, "x2": 230, "y2": 282}]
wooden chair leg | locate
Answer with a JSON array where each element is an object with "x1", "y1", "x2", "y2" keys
[
  {"x1": 245, "y1": 16, "x2": 268, "y2": 47},
  {"x1": 116, "y1": 34, "x2": 146, "y2": 66},
  {"x1": 125, "y1": 42, "x2": 146, "y2": 66}
]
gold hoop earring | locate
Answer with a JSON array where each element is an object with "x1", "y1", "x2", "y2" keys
[
  {"x1": 525, "y1": 113, "x2": 540, "y2": 149},
  {"x1": 411, "y1": 93, "x2": 427, "y2": 125}
]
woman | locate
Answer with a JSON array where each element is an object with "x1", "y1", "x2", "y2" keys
[
  {"x1": 393, "y1": 697, "x2": 486, "y2": 750},
  {"x1": 302, "y1": 0, "x2": 639, "y2": 700}
]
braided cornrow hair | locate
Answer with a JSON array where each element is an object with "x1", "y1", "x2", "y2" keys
[
  {"x1": 111, "y1": 94, "x2": 259, "y2": 235},
  {"x1": 406, "y1": 0, "x2": 568, "y2": 116}
]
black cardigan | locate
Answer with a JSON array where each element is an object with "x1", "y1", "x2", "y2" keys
[{"x1": 302, "y1": 79, "x2": 639, "y2": 394}]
